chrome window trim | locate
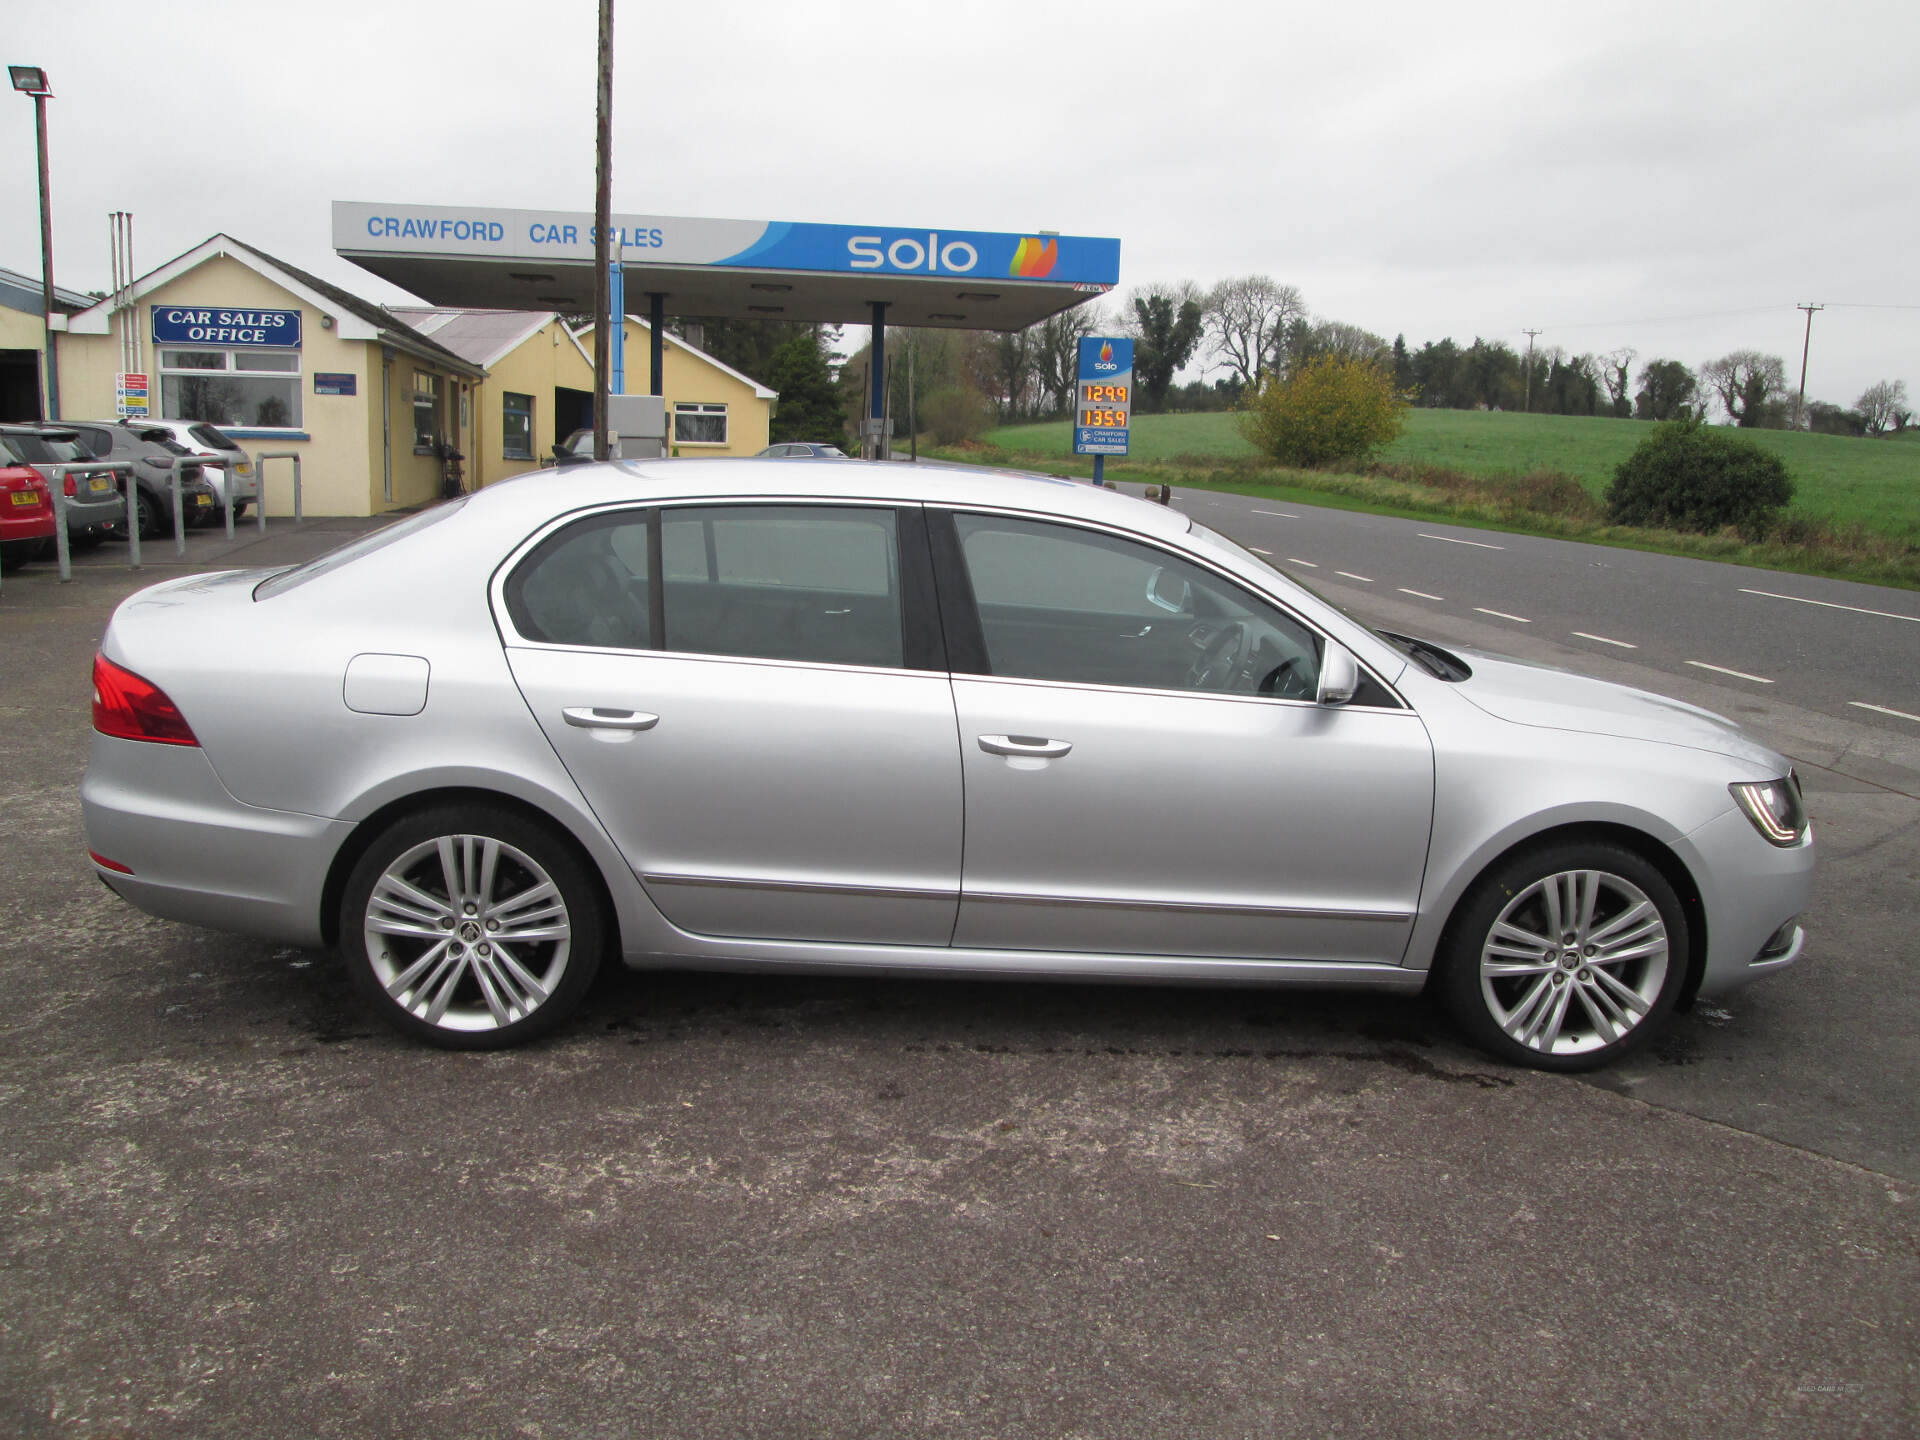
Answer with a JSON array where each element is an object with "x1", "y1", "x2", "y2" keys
[
  {"x1": 948, "y1": 667, "x2": 1416, "y2": 714},
  {"x1": 931, "y1": 502, "x2": 1411, "y2": 711}
]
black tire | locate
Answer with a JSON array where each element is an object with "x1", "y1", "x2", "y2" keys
[
  {"x1": 1438, "y1": 840, "x2": 1688, "y2": 1072},
  {"x1": 135, "y1": 487, "x2": 166, "y2": 540},
  {"x1": 339, "y1": 804, "x2": 605, "y2": 1049}
]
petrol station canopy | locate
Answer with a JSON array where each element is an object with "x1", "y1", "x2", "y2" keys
[{"x1": 332, "y1": 202, "x2": 1121, "y2": 332}]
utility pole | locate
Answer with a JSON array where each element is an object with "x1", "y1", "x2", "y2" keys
[
  {"x1": 590, "y1": 0, "x2": 613, "y2": 461},
  {"x1": 1522, "y1": 329, "x2": 1542, "y2": 413},
  {"x1": 1794, "y1": 304, "x2": 1823, "y2": 430},
  {"x1": 10, "y1": 66, "x2": 58, "y2": 419}
]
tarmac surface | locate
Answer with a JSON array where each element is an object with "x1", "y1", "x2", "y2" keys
[{"x1": 2, "y1": 505, "x2": 1915, "y2": 1438}]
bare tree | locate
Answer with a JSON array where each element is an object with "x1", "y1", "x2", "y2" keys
[
  {"x1": 1701, "y1": 351, "x2": 1788, "y2": 427},
  {"x1": 1600, "y1": 348, "x2": 1637, "y2": 416},
  {"x1": 1307, "y1": 320, "x2": 1391, "y2": 366},
  {"x1": 1855, "y1": 379, "x2": 1911, "y2": 437},
  {"x1": 1203, "y1": 276, "x2": 1305, "y2": 389},
  {"x1": 1032, "y1": 305, "x2": 1105, "y2": 416}
]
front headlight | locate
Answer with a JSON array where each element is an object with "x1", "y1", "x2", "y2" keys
[{"x1": 1730, "y1": 771, "x2": 1808, "y2": 846}]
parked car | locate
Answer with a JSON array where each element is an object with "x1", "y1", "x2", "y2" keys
[
  {"x1": 83, "y1": 462, "x2": 1814, "y2": 1067},
  {"x1": 133, "y1": 419, "x2": 258, "y2": 520},
  {"x1": 551, "y1": 428, "x2": 595, "y2": 467},
  {"x1": 755, "y1": 442, "x2": 849, "y2": 458},
  {"x1": 0, "y1": 424, "x2": 124, "y2": 549},
  {"x1": 0, "y1": 444, "x2": 55, "y2": 569},
  {"x1": 64, "y1": 421, "x2": 218, "y2": 537}
]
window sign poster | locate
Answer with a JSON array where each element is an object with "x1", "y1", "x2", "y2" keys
[
  {"x1": 1072, "y1": 337, "x2": 1133, "y2": 456},
  {"x1": 314, "y1": 372, "x2": 357, "y2": 396}
]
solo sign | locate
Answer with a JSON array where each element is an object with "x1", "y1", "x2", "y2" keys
[
  {"x1": 151, "y1": 306, "x2": 302, "y2": 348},
  {"x1": 1072, "y1": 336, "x2": 1133, "y2": 456}
]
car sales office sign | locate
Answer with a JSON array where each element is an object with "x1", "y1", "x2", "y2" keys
[
  {"x1": 1073, "y1": 336, "x2": 1133, "y2": 456},
  {"x1": 151, "y1": 306, "x2": 302, "y2": 348}
]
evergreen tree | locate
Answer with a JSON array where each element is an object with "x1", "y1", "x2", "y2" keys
[{"x1": 767, "y1": 331, "x2": 844, "y2": 444}]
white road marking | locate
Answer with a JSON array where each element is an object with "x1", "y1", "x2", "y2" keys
[
  {"x1": 1850, "y1": 702, "x2": 1920, "y2": 723},
  {"x1": 1251, "y1": 508, "x2": 1298, "y2": 518},
  {"x1": 1685, "y1": 660, "x2": 1773, "y2": 684},
  {"x1": 1739, "y1": 588, "x2": 1920, "y2": 624},
  {"x1": 1335, "y1": 571, "x2": 1375, "y2": 583},
  {"x1": 1474, "y1": 607, "x2": 1531, "y2": 623},
  {"x1": 1398, "y1": 588, "x2": 1445, "y2": 601},
  {"x1": 1573, "y1": 631, "x2": 1638, "y2": 649},
  {"x1": 1248, "y1": 546, "x2": 1274, "y2": 555},
  {"x1": 1420, "y1": 533, "x2": 1506, "y2": 550},
  {"x1": 1286, "y1": 557, "x2": 1318, "y2": 568}
]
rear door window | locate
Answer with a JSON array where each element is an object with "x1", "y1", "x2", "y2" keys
[{"x1": 661, "y1": 505, "x2": 903, "y2": 668}]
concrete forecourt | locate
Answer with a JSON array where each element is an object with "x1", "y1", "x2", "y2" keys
[{"x1": 1, "y1": 507, "x2": 1914, "y2": 1437}]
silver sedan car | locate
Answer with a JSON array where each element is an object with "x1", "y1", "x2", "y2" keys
[{"x1": 82, "y1": 462, "x2": 1814, "y2": 1069}]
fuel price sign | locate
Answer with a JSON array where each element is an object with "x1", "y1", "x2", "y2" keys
[{"x1": 1073, "y1": 336, "x2": 1133, "y2": 456}]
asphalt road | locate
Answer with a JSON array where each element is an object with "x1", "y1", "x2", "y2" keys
[
  {"x1": 2, "y1": 511, "x2": 1916, "y2": 1437},
  {"x1": 1164, "y1": 485, "x2": 1920, "y2": 726}
]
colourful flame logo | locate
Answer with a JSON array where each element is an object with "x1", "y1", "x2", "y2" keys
[
  {"x1": 1009, "y1": 237, "x2": 1059, "y2": 278},
  {"x1": 1099, "y1": 340, "x2": 1113, "y2": 364}
]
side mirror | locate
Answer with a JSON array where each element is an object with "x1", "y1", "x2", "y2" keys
[
  {"x1": 1145, "y1": 567, "x2": 1191, "y2": 614},
  {"x1": 1317, "y1": 641, "x2": 1359, "y2": 706}
]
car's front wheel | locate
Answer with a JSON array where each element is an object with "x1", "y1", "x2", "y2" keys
[
  {"x1": 340, "y1": 804, "x2": 604, "y2": 1049},
  {"x1": 1439, "y1": 841, "x2": 1688, "y2": 1071}
]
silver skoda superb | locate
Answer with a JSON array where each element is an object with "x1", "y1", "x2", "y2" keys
[{"x1": 82, "y1": 462, "x2": 1814, "y2": 1070}]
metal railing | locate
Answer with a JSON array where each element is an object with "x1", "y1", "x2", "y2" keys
[
  {"x1": 15, "y1": 461, "x2": 132, "y2": 587},
  {"x1": 255, "y1": 451, "x2": 302, "y2": 527},
  {"x1": 5, "y1": 450, "x2": 307, "y2": 591}
]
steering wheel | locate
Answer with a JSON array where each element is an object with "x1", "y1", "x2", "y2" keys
[
  {"x1": 1185, "y1": 621, "x2": 1253, "y2": 691},
  {"x1": 1258, "y1": 655, "x2": 1312, "y2": 700}
]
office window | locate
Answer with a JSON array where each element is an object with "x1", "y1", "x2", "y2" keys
[
  {"x1": 673, "y1": 402, "x2": 727, "y2": 446},
  {"x1": 413, "y1": 371, "x2": 442, "y2": 452},
  {"x1": 503, "y1": 392, "x2": 534, "y2": 460},
  {"x1": 159, "y1": 348, "x2": 301, "y2": 429}
]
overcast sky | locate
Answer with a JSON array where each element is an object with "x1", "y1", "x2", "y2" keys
[{"x1": 4, "y1": 0, "x2": 1913, "y2": 407}]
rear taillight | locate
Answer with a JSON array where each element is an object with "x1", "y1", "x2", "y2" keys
[
  {"x1": 92, "y1": 654, "x2": 199, "y2": 746},
  {"x1": 63, "y1": 476, "x2": 76, "y2": 496}
]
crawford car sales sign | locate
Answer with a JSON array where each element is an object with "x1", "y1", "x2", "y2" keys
[{"x1": 151, "y1": 306, "x2": 302, "y2": 348}]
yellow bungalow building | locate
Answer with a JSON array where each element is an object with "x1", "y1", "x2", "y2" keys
[{"x1": 48, "y1": 234, "x2": 777, "y2": 516}]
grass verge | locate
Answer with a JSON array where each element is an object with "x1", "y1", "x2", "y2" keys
[{"x1": 924, "y1": 442, "x2": 1920, "y2": 592}]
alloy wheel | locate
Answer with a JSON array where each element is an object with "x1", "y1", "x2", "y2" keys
[
  {"x1": 1478, "y1": 868, "x2": 1670, "y2": 1058},
  {"x1": 363, "y1": 833, "x2": 573, "y2": 1034}
]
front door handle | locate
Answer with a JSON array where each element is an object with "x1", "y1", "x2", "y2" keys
[
  {"x1": 563, "y1": 706, "x2": 659, "y2": 731},
  {"x1": 978, "y1": 734, "x2": 1072, "y2": 759}
]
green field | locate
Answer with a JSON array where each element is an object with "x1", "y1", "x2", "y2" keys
[{"x1": 981, "y1": 410, "x2": 1920, "y2": 537}]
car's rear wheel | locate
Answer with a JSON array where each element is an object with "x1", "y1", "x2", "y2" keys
[
  {"x1": 340, "y1": 805, "x2": 604, "y2": 1049},
  {"x1": 1439, "y1": 841, "x2": 1687, "y2": 1071},
  {"x1": 135, "y1": 488, "x2": 167, "y2": 540}
]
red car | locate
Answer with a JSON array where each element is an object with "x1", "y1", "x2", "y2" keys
[{"x1": 0, "y1": 451, "x2": 56, "y2": 570}]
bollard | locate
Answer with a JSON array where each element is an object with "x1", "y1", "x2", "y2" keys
[
  {"x1": 255, "y1": 452, "x2": 303, "y2": 530},
  {"x1": 126, "y1": 474, "x2": 143, "y2": 569},
  {"x1": 171, "y1": 465, "x2": 186, "y2": 558},
  {"x1": 223, "y1": 468, "x2": 235, "y2": 540},
  {"x1": 51, "y1": 485, "x2": 72, "y2": 582}
]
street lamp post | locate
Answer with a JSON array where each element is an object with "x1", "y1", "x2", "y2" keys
[{"x1": 9, "y1": 65, "x2": 58, "y2": 421}]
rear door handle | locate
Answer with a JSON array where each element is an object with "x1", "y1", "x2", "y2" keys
[
  {"x1": 978, "y1": 734, "x2": 1072, "y2": 759},
  {"x1": 563, "y1": 706, "x2": 659, "y2": 731}
]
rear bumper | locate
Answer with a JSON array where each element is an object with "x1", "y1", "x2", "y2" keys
[
  {"x1": 1, "y1": 509, "x2": 55, "y2": 544},
  {"x1": 82, "y1": 733, "x2": 349, "y2": 946}
]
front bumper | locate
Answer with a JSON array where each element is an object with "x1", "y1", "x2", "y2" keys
[
  {"x1": 1679, "y1": 806, "x2": 1817, "y2": 999},
  {"x1": 82, "y1": 733, "x2": 350, "y2": 946}
]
